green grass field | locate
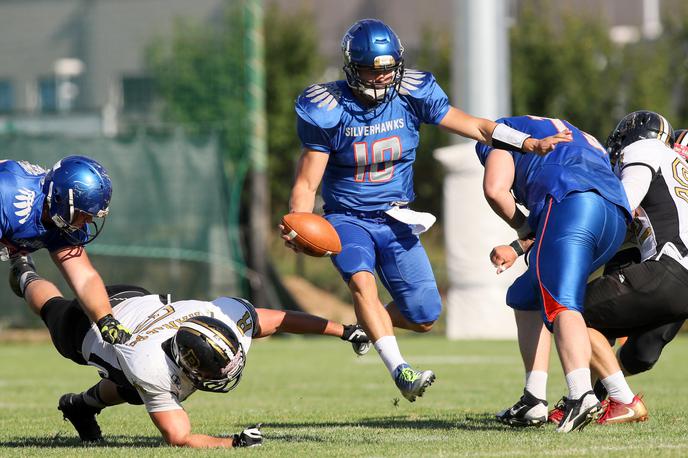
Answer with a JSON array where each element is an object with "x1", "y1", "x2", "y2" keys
[{"x1": 2, "y1": 335, "x2": 688, "y2": 457}]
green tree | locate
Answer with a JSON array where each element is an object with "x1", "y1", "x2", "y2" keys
[
  {"x1": 147, "y1": 1, "x2": 324, "y2": 219},
  {"x1": 264, "y1": 5, "x2": 325, "y2": 218},
  {"x1": 511, "y1": 0, "x2": 688, "y2": 140},
  {"x1": 147, "y1": 9, "x2": 246, "y2": 159},
  {"x1": 414, "y1": 26, "x2": 452, "y2": 220},
  {"x1": 511, "y1": 0, "x2": 623, "y2": 140}
]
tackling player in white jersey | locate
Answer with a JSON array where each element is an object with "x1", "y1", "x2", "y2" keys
[{"x1": 11, "y1": 255, "x2": 369, "y2": 448}]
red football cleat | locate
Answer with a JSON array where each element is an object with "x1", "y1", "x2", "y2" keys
[
  {"x1": 548, "y1": 398, "x2": 565, "y2": 424},
  {"x1": 596, "y1": 395, "x2": 648, "y2": 425}
]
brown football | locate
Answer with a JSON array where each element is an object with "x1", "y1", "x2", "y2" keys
[{"x1": 281, "y1": 212, "x2": 342, "y2": 257}]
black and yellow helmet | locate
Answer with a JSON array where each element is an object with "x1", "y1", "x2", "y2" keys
[
  {"x1": 606, "y1": 111, "x2": 673, "y2": 165},
  {"x1": 171, "y1": 316, "x2": 245, "y2": 393}
]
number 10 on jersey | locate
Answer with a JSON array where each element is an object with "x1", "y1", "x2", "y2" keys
[{"x1": 353, "y1": 136, "x2": 402, "y2": 183}]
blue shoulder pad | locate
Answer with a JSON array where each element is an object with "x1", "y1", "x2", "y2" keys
[
  {"x1": 398, "y1": 69, "x2": 435, "y2": 97},
  {"x1": 398, "y1": 69, "x2": 449, "y2": 124},
  {"x1": 295, "y1": 82, "x2": 344, "y2": 130}
]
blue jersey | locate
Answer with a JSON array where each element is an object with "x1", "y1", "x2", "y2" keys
[
  {"x1": 0, "y1": 160, "x2": 86, "y2": 254},
  {"x1": 475, "y1": 116, "x2": 632, "y2": 225},
  {"x1": 296, "y1": 69, "x2": 450, "y2": 212}
]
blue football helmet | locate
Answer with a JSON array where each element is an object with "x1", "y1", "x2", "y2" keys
[
  {"x1": 341, "y1": 19, "x2": 405, "y2": 104},
  {"x1": 42, "y1": 155, "x2": 112, "y2": 245}
]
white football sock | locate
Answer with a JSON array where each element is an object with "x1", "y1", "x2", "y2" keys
[
  {"x1": 374, "y1": 335, "x2": 407, "y2": 376},
  {"x1": 525, "y1": 370, "x2": 548, "y2": 401},
  {"x1": 565, "y1": 368, "x2": 593, "y2": 400},
  {"x1": 601, "y1": 371, "x2": 635, "y2": 404}
]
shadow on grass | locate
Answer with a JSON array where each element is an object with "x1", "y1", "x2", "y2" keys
[
  {"x1": 0, "y1": 434, "x2": 163, "y2": 448},
  {"x1": 267, "y1": 412, "x2": 507, "y2": 434}
]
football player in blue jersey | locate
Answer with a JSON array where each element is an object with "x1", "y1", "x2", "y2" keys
[
  {"x1": 2, "y1": 156, "x2": 130, "y2": 344},
  {"x1": 282, "y1": 19, "x2": 571, "y2": 403},
  {"x1": 475, "y1": 115, "x2": 633, "y2": 432},
  {"x1": 492, "y1": 112, "x2": 684, "y2": 427}
]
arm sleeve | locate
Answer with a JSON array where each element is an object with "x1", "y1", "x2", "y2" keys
[
  {"x1": 618, "y1": 138, "x2": 664, "y2": 210},
  {"x1": 619, "y1": 164, "x2": 653, "y2": 211}
]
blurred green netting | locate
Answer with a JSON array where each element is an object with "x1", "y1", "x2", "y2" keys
[{"x1": 0, "y1": 131, "x2": 250, "y2": 327}]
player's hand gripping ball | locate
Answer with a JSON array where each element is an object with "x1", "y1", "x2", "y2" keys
[{"x1": 280, "y1": 212, "x2": 342, "y2": 257}]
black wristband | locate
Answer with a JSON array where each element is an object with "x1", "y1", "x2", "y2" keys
[{"x1": 509, "y1": 239, "x2": 525, "y2": 256}]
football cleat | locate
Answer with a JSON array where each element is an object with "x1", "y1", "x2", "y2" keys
[
  {"x1": 548, "y1": 397, "x2": 565, "y2": 424},
  {"x1": 596, "y1": 395, "x2": 648, "y2": 425},
  {"x1": 556, "y1": 391, "x2": 603, "y2": 433},
  {"x1": 496, "y1": 389, "x2": 548, "y2": 427},
  {"x1": 393, "y1": 364, "x2": 435, "y2": 402},
  {"x1": 58, "y1": 393, "x2": 104, "y2": 442}
]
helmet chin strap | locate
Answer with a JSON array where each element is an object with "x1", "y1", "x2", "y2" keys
[{"x1": 358, "y1": 85, "x2": 389, "y2": 102}]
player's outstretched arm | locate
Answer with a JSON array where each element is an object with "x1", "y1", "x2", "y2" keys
[
  {"x1": 51, "y1": 246, "x2": 131, "y2": 344},
  {"x1": 254, "y1": 308, "x2": 342, "y2": 338},
  {"x1": 150, "y1": 409, "x2": 262, "y2": 448},
  {"x1": 438, "y1": 107, "x2": 571, "y2": 155}
]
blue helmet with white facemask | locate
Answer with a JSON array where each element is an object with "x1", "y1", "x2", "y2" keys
[
  {"x1": 42, "y1": 155, "x2": 112, "y2": 245},
  {"x1": 341, "y1": 19, "x2": 405, "y2": 104}
]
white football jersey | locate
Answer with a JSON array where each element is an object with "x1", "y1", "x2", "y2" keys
[
  {"x1": 81, "y1": 294, "x2": 257, "y2": 412},
  {"x1": 618, "y1": 139, "x2": 688, "y2": 270}
]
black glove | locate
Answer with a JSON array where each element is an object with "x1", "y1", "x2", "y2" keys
[
  {"x1": 97, "y1": 314, "x2": 132, "y2": 344},
  {"x1": 341, "y1": 324, "x2": 370, "y2": 344},
  {"x1": 232, "y1": 423, "x2": 263, "y2": 448}
]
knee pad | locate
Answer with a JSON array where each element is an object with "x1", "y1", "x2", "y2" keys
[{"x1": 396, "y1": 284, "x2": 442, "y2": 324}]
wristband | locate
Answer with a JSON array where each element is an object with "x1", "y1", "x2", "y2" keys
[
  {"x1": 509, "y1": 239, "x2": 525, "y2": 257},
  {"x1": 491, "y1": 123, "x2": 531, "y2": 153}
]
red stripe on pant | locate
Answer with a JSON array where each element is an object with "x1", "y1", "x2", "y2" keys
[{"x1": 535, "y1": 197, "x2": 568, "y2": 323}]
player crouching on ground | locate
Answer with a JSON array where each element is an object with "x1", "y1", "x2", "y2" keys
[{"x1": 10, "y1": 255, "x2": 370, "y2": 448}]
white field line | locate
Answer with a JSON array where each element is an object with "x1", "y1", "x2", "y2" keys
[{"x1": 354, "y1": 355, "x2": 518, "y2": 365}]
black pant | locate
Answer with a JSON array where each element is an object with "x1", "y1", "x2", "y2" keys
[
  {"x1": 583, "y1": 256, "x2": 688, "y2": 375},
  {"x1": 619, "y1": 320, "x2": 685, "y2": 375},
  {"x1": 584, "y1": 256, "x2": 688, "y2": 336}
]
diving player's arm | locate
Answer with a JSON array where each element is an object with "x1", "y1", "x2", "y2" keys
[
  {"x1": 150, "y1": 409, "x2": 237, "y2": 448},
  {"x1": 51, "y1": 246, "x2": 112, "y2": 323},
  {"x1": 51, "y1": 246, "x2": 131, "y2": 344},
  {"x1": 254, "y1": 307, "x2": 344, "y2": 338},
  {"x1": 288, "y1": 148, "x2": 329, "y2": 213},
  {"x1": 438, "y1": 106, "x2": 571, "y2": 155}
]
